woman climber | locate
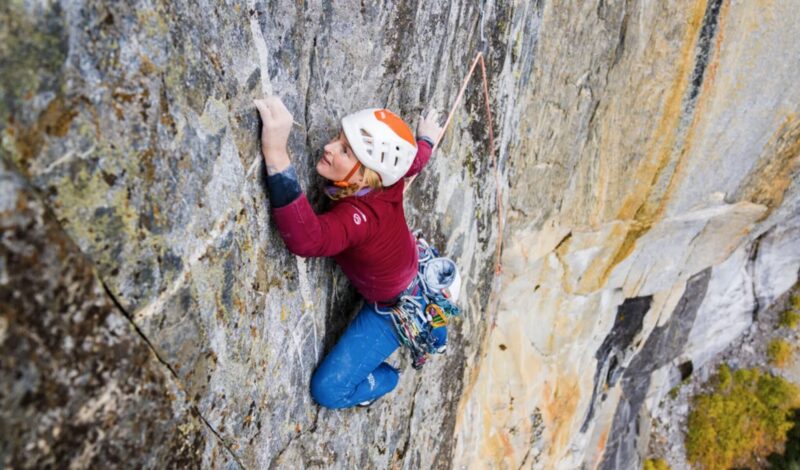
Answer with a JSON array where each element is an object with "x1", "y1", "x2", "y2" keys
[{"x1": 254, "y1": 96, "x2": 452, "y2": 409}]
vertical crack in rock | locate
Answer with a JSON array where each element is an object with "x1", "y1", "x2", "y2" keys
[
  {"x1": 303, "y1": 35, "x2": 317, "y2": 157},
  {"x1": 598, "y1": 268, "x2": 711, "y2": 470},
  {"x1": 580, "y1": 295, "x2": 653, "y2": 433},
  {"x1": 609, "y1": 0, "x2": 630, "y2": 69},
  {"x1": 746, "y1": 229, "x2": 770, "y2": 320},
  {"x1": 432, "y1": 345, "x2": 471, "y2": 469},
  {"x1": 382, "y1": 0, "x2": 420, "y2": 106},
  {"x1": 653, "y1": 0, "x2": 725, "y2": 209},
  {"x1": 659, "y1": 0, "x2": 727, "y2": 189},
  {"x1": 603, "y1": 0, "x2": 727, "y2": 287},
  {"x1": 394, "y1": 378, "x2": 424, "y2": 464},
  {"x1": 101, "y1": 282, "x2": 246, "y2": 470}
]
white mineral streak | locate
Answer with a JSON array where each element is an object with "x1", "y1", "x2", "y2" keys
[
  {"x1": 248, "y1": 0, "x2": 274, "y2": 97},
  {"x1": 293, "y1": 256, "x2": 320, "y2": 363}
]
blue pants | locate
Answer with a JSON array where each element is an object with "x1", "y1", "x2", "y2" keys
[{"x1": 310, "y1": 301, "x2": 447, "y2": 409}]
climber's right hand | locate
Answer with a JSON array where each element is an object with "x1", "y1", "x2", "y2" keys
[
  {"x1": 417, "y1": 108, "x2": 443, "y2": 146},
  {"x1": 254, "y1": 97, "x2": 293, "y2": 159}
]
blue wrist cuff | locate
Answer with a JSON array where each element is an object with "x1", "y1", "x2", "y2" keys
[
  {"x1": 266, "y1": 165, "x2": 302, "y2": 208},
  {"x1": 418, "y1": 136, "x2": 435, "y2": 148}
]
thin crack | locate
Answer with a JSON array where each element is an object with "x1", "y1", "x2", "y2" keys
[
  {"x1": 303, "y1": 35, "x2": 317, "y2": 157},
  {"x1": 102, "y1": 282, "x2": 247, "y2": 470},
  {"x1": 268, "y1": 407, "x2": 321, "y2": 469},
  {"x1": 518, "y1": 448, "x2": 531, "y2": 470},
  {"x1": 395, "y1": 378, "x2": 424, "y2": 463}
]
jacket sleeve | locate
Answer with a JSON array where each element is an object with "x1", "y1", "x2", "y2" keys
[
  {"x1": 265, "y1": 165, "x2": 302, "y2": 208},
  {"x1": 403, "y1": 139, "x2": 433, "y2": 178},
  {"x1": 271, "y1": 194, "x2": 373, "y2": 257}
]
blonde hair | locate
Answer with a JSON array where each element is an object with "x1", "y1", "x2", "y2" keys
[{"x1": 326, "y1": 166, "x2": 383, "y2": 201}]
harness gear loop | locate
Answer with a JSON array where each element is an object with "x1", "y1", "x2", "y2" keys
[{"x1": 375, "y1": 234, "x2": 461, "y2": 370}]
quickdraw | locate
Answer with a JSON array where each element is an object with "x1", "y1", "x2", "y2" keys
[{"x1": 375, "y1": 233, "x2": 461, "y2": 370}]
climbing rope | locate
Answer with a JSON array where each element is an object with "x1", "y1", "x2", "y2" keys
[
  {"x1": 406, "y1": 52, "x2": 503, "y2": 276},
  {"x1": 378, "y1": 53, "x2": 508, "y2": 367}
]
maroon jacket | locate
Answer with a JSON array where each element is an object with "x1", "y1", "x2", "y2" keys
[{"x1": 272, "y1": 140, "x2": 433, "y2": 303}]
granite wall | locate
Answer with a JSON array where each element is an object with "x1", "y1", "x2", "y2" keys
[{"x1": 1, "y1": 0, "x2": 798, "y2": 468}]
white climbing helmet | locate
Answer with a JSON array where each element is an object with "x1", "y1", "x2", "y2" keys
[{"x1": 341, "y1": 108, "x2": 417, "y2": 186}]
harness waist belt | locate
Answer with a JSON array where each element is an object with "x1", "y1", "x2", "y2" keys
[{"x1": 376, "y1": 275, "x2": 420, "y2": 308}]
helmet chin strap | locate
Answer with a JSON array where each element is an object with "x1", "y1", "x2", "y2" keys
[{"x1": 333, "y1": 161, "x2": 362, "y2": 188}]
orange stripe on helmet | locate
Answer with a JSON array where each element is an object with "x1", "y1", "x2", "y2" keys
[{"x1": 374, "y1": 109, "x2": 416, "y2": 147}]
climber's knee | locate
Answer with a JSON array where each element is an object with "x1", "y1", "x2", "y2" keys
[
  {"x1": 310, "y1": 366, "x2": 348, "y2": 409},
  {"x1": 373, "y1": 362, "x2": 400, "y2": 393}
]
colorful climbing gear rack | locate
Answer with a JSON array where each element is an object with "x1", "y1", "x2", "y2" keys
[{"x1": 375, "y1": 233, "x2": 461, "y2": 370}]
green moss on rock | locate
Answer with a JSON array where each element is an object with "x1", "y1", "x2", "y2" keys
[
  {"x1": 643, "y1": 458, "x2": 671, "y2": 470},
  {"x1": 780, "y1": 293, "x2": 800, "y2": 329},
  {"x1": 768, "y1": 339, "x2": 794, "y2": 368}
]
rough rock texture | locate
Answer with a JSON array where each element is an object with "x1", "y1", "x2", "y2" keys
[
  {"x1": 2, "y1": 1, "x2": 521, "y2": 468},
  {"x1": 0, "y1": 158, "x2": 237, "y2": 468},
  {"x1": 1, "y1": 0, "x2": 799, "y2": 469},
  {"x1": 452, "y1": 0, "x2": 800, "y2": 468},
  {"x1": 649, "y1": 283, "x2": 800, "y2": 469}
]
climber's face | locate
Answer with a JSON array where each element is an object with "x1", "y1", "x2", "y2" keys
[{"x1": 317, "y1": 130, "x2": 361, "y2": 183}]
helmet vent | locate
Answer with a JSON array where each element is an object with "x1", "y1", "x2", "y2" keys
[
  {"x1": 380, "y1": 152, "x2": 385, "y2": 163},
  {"x1": 394, "y1": 157, "x2": 399, "y2": 166}
]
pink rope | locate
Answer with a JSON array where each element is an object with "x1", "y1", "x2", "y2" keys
[
  {"x1": 408, "y1": 52, "x2": 503, "y2": 275},
  {"x1": 433, "y1": 53, "x2": 484, "y2": 149}
]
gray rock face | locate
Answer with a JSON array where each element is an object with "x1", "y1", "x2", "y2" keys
[
  {"x1": 0, "y1": 158, "x2": 232, "y2": 468},
  {"x1": 1, "y1": 0, "x2": 799, "y2": 468},
  {"x1": 600, "y1": 269, "x2": 710, "y2": 470},
  {"x1": 2, "y1": 0, "x2": 527, "y2": 468}
]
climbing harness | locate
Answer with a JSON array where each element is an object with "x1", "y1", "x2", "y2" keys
[
  {"x1": 376, "y1": 52, "x2": 505, "y2": 367},
  {"x1": 375, "y1": 233, "x2": 461, "y2": 370}
]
